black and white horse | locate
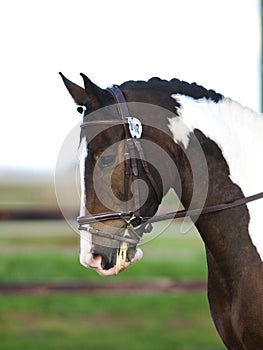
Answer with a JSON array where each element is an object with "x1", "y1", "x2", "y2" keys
[{"x1": 60, "y1": 73, "x2": 263, "y2": 350}]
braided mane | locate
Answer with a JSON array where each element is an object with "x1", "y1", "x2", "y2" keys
[{"x1": 120, "y1": 77, "x2": 223, "y2": 103}]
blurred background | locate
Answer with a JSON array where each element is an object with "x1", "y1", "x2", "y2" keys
[{"x1": 0, "y1": 1, "x2": 261, "y2": 349}]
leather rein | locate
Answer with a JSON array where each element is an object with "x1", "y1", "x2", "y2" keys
[{"x1": 77, "y1": 86, "x2": 263, "y2": 246}]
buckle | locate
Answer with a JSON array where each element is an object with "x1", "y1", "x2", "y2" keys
[{"x1": 128, "y1": 116, "x2": 142, "y2": 138}]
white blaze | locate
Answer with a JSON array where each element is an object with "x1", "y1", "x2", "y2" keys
[
  {"x1": 78, "y1": 136, "x2": 93, "y2": 266},
  {"x1": 79, "y1": 136, "x2": 87, "y2": 217},
  {"x1": 77, "y1": 136, "x2": 143, "y2": 275}
]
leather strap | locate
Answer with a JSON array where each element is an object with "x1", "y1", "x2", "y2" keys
[
  {"x1": 107, "y1": 85, "x2": 131, "y2": 121},
  {"x1": 144, "y1": 191, "x2": 263, "y2": 224},
  {"x1": 107, "y1": 86, "x2": 140, "y2": 216},
  {"x1": 106, "y1": 85, "x2": 162, "y2": 214},
  {"x1": 134, "y1": 140, "x2": 162, "y2": 203},
  {"x1": 78, "y1": 191, "x2": 263, "y2": 225}
]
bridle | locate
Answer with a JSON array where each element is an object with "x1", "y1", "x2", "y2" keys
[
  {"x1": 77, "y1": 85, "x2": 162, "y2": 245},
  {"x1": 77, "y1": 85, "x2": 263, "y2": 246}
]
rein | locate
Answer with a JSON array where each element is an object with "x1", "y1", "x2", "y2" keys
[{"x1": 77, "y1": 86, "x2": 263, "y2": 245}]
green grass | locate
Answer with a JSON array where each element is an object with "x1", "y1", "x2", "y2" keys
[
  {"x1": 0, "y1": 220, "x2": 207, "y2": 282},
  {"x1": 0, "y1": 219, "x2": 225, "y2": 349},
  {"x1": 0, "y1": 185, "x2": 224, "y2": 349},
  {"x1": 0, "y1": 294, "x2": 224, "y2": 350}
]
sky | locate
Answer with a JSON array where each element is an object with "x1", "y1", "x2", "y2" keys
[{"x1": 0, "y1": 0, "x2": 261, "y2": 173}]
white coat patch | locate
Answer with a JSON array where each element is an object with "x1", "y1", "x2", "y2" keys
[{"x1": 169, "y1": 94, "x2": 263, "y2": 260}]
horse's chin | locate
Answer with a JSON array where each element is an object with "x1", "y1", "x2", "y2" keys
[{"x1": 80, "y1": 247, "x2": 143, "y2": 276}]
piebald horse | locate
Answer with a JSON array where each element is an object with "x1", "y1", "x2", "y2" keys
[{"x1": 60, "y1": 72, "x2": 263, "y2": 350}]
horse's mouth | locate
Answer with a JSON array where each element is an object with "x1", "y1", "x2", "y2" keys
[
  {"x1": 99, "y1": 244, "x2": 138, "y2": 269},
  {"x1": 78, "y1": 219, "x2": 145, "y2": 276},
  {"x1": 80, "y1": 236, "x2": 143, "y2": 276}
]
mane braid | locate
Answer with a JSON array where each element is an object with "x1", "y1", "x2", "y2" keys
[
  {"x1": 169, "y1": 78, "x2": 224, "y2": 102},
  {"x1": 120, "y1": 77, "x2": 224, "y2": 103}
]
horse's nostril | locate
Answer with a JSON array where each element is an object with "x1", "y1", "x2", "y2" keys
[
  {"x1": 90, "y1": 245, "x2": 101, "y2": 258},
  {"x1": 90, "y1": 245, "x2": 115, "y2": 270},
  {"x1": 90, "y1": 245, "x2": 96, "y2": 254},
  {"x1": 91, "y1": 253, "x2": 102, "y2": 263}
]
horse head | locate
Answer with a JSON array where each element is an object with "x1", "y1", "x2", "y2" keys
[{"x1": 60, "y1": 73, "x2": 177, "y2": 275}]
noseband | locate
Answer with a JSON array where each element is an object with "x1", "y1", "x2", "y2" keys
[{"x1": 77, "y1": 86, "x2": 263, "y2": 246}]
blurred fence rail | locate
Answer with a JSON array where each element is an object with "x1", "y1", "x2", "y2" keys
[
  {"x1": 0, "y1": 280, "x2": 207, "y2": 295},
  {"x1": 0, "y1": 209, "x2": 75, "y2": 221}
]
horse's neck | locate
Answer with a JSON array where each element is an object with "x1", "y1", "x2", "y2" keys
[
  {"x1": 180, "y1": 147, "x2": 261, "y2": 280},
  {"x1": 170, "y1": 95, "x2": 263, "y2": 196},
  {"x1": 168, "y1": 95, "x2": 263, "y2": 271}
]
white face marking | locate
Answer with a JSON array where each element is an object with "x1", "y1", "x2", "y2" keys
[
  {"x1": 78, "y1": 136, "x2": 93, "y2": 265},
  {"x1": 169, "y1": 94, "x2": 263, "y2": 260},
  {"x1": 79, "y1": 136, "x2": 88, "y2": 217},
  {"x1": 77, "y1": 136, "x2": 144, "y2": 275}
]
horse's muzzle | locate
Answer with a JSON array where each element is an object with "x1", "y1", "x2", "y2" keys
[
  {"x1": 91, "y1": 243, "x2": 140, "y2": 270},
  {"x1": 80, "y1": 236, "x2": 143, "y2": 276}
]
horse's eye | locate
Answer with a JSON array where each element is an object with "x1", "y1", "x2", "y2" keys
[{"x1": 97, "y1": 155, "x2": 116, "y2": 168}]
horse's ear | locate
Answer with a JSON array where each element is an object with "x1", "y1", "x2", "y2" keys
[
  {"x1": 80, "y1": 73, "x2": 103, "y2": 96},
  {"x1": 59, "y1": 72, "x2": 89, "y2": 106},
  {"x1": 59, "y1": 72, "x2": 106, "y2": 109}
]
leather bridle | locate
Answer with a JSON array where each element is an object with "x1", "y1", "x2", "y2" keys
[{"x1": 77, "y1": 85, "x2": 263, "y2": 246}]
